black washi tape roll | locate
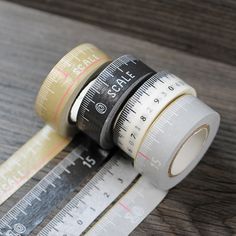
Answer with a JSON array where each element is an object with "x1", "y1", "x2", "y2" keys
[{"x1": 76, "y1": 55, "x2": 155, "y2": 149}]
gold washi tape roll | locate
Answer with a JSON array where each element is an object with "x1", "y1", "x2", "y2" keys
[
  {"x1": 35, "y1": 43, "x2": 110, "y2": 136},
  {"x1": 0, "y1": 44, "x2": 110, "y2": 205}
]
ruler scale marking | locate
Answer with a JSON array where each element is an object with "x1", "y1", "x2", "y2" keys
[{"x1": 0, "y1": 137, "x2": 109, "y2": 236}]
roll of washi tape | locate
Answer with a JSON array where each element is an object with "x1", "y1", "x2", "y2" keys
[
  {"x1": 114, "y1": 71, "x2": 219, "y2": 189},
  {"x1": 134, "y1": 94, "x2": 220, "y2": 189},
  {"x1": 113, "y1": 71, "x2": 196, "y2": 158},
  {"x1": 0, "y1": 43, "x2": 110, "y2": 205},
  {"x1": 76, "y1": 55, "x2": 155, "y2": 149}
]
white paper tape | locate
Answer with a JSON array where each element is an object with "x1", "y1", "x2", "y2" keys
[{"x1": 134, "y1": 94, "x2": 220, "y2": 189}]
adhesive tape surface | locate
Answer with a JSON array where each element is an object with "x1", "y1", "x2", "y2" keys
[
  {"x1": 114, "y1": 71, "x2": 196, "y2": 158},
  {"x1": 134, "y1": 95, "x2": 220, "y2": 190},
  {"x1": 36, "y1": 43, "x2": 110, "y2": 136},
  {"x1": 0, "y1": 125, "x2": 69, "y2": 205},
  {"x1": 76, "y1": 55, "x2": 155, "y2": 149},
  {"x1": 70, "y1": 80, "x2": 96, "y2": 123}
]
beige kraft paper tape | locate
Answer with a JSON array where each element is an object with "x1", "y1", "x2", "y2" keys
[{"x1": 0, "y1": 44, "x2": 110, "y2": 205}]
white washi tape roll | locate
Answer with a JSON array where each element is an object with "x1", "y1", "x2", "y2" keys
[{"x1": 134, "y1": 94, "x2": 220, "y2": 189}]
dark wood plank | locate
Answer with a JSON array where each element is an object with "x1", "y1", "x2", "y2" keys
[
  {"x1": 0, "y1": 1, "x2": 235, "y2": 235},
  {"x1": 4, "y1": 0, "x2": 236, "y2": 66}
]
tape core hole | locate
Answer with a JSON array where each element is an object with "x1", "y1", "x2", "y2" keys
[{"x1": 169, "y1": 125, "x2": 209, "y2": 177}]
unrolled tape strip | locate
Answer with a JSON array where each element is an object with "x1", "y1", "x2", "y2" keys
[
  {"x1": 0, "y1": 135, "x2": 109, "y2": 236},
  {"x1": 0, "y1": 45, "x2": 220, "y2": 235},
  {"x1": 38, "y1": 154, "x2": 139, "y2": 236},
  {"x1": 0, "y1": 125, "x2": 69, "y2": 205},
  {"x1": 86, "y1": 177, "x2": 167, "y2": 236},
  {"x1": 0, "y1": 44, "x2": 110, "y2": 204}
]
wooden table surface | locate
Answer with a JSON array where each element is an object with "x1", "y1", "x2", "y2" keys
[
  {"x1": 0, "y1": 1, "x2": 235, "y2": 235},
  {"x1": 6, "y1": 0, "x2": 236, "y2": 66}
]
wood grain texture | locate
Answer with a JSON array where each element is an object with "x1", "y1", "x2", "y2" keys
[
  {"x1": 0, "y1": 1, "x2": 235, "y2": 235},
  {"x1": 4, "y1": 0, "x2": 236, "y2": 66}
]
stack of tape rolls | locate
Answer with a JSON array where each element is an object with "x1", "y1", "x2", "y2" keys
[
  {"x1": 73, "y1": 57, "x2": 219, "y2": 189},
  {"x1": 0, "y1": 43, "x2": 220, "y2": 235}
]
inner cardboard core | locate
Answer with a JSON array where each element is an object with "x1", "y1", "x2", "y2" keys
[{"x1": 169, "y1": 125, "x2": 209, "y2": 177}]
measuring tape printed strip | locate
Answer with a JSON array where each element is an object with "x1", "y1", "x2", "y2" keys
[
  {"x1": 0, "y1": 135, "x2": 110, "y2": 236},
  {"x1": 70, "y1": 80, "x2": 96, "y2": 123},
  {"x1": 0, "y1": 44, "x2": 110, "y2": 205},
  {"x1": 0, "y1": 125, "x2": 70, "y2": 206},
  {"x1": 114, "y1": 71, "x2": 196, "y2": 158},
  {"x1": 38, "y1": 155, "x2": 165, "y2": 236},
  {"x1": 38, "y1": 153, "x2": 139, "y2": 236},
  {"x1": 86, "y1": 176, "x2": 167, "y2": 236},
  {"x1": 76, "y1": 55, "x2": 156, "y2": 149}
]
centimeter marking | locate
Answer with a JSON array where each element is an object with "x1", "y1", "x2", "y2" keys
[
  {"x1": 0, "y1": 125, "x2": 71, "y2": 205},
  {"x1": 77, "y1": 55, "x2": 134, "y2": 122},
  {"x1": 0, "y1": 136, "x2": 109, "y2": 236},
  {"x1": 133, "y1": 95, "x2": 208, "y2": 190},
  {"x1": 86, "y1": 177, "x2": 167, "y2": 236},
  {"x1": 114, "y1": 71, "x2": 195, "y2": 158},
  {"x1": 36, "y1": 44, "x2": 106, "y2": 120},
  {"x1": 39, "y1": 154, "x2": 139, "y2": 236},
  {"x1": 77, "y1": 55, "x2": 155, "y2": 149}
]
